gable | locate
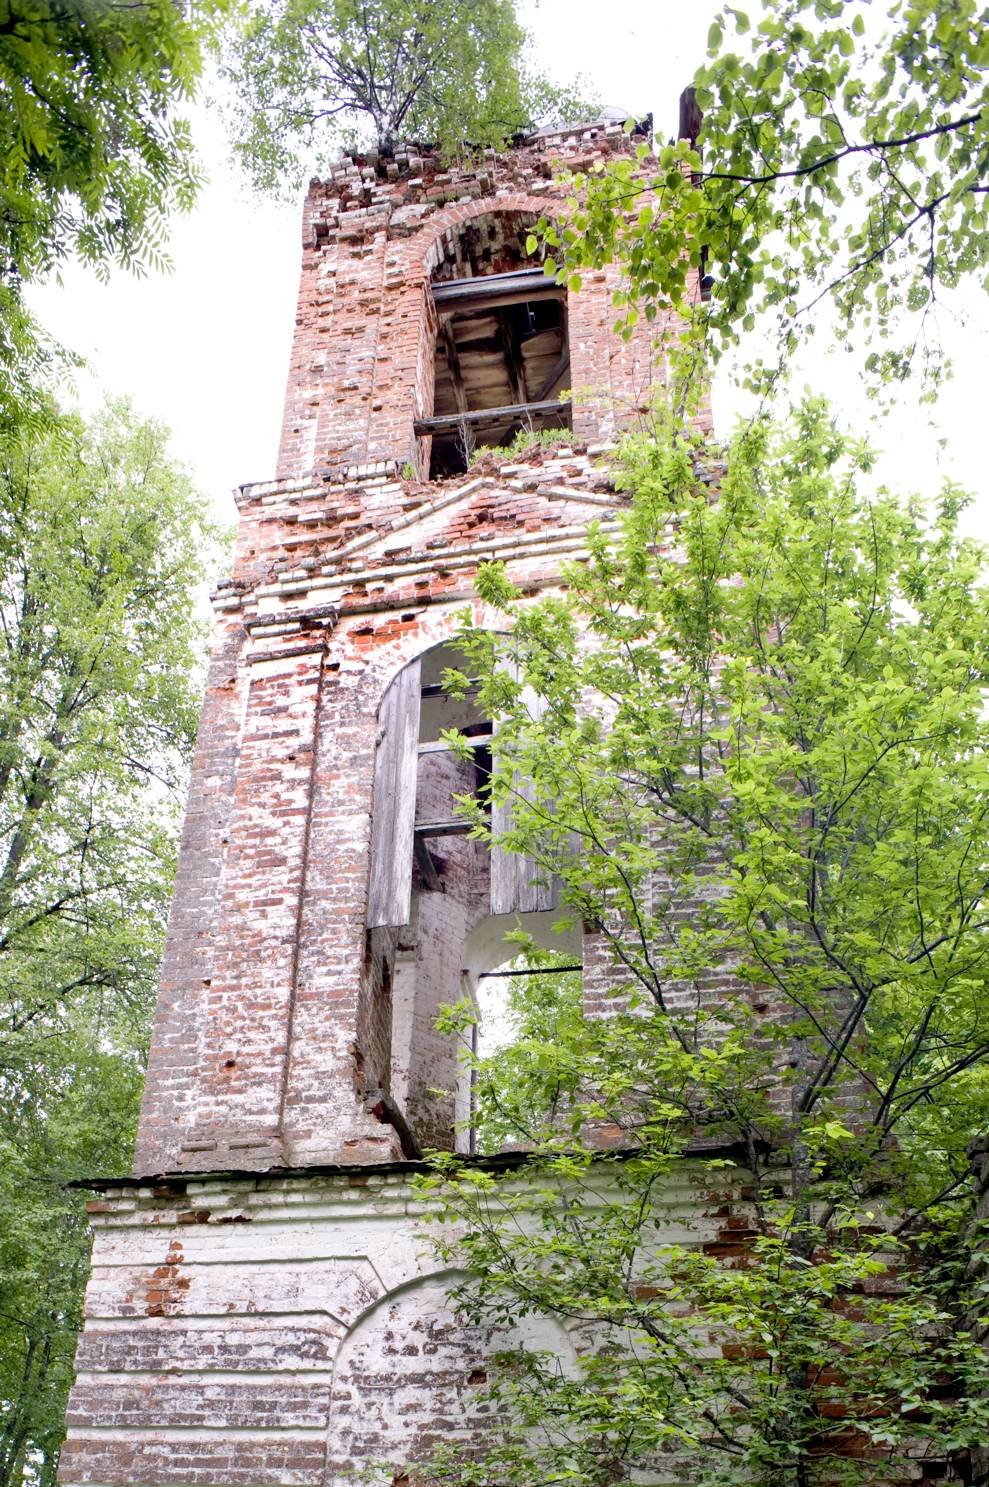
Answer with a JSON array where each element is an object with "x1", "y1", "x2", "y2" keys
[{"x1": 326, "y1": 467, "x2": 626, "y2": 576}]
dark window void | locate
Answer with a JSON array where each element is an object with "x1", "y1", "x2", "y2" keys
[
  {"x1": 419, "y1": 251, "x2": 572, "y2": 478},
  {"x1": 368, "y1": 639, "x2": 560, "y2": 931},
  {"x1": 426, "y1": 274, "x2": 571, "y2": 478}
]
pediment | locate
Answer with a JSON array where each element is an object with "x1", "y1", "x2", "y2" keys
[{"x1": 327, "y1": 470, "x2": 626, "y2": 573}]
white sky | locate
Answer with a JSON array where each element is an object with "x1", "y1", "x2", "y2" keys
[{"x1": 25, "y1": 0, "x2": 989, "y2": 541}]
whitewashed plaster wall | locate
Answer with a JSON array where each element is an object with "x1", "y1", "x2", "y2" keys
[{"x1": 60, "y1": 1162, "x2": 741, "y2": 1487}]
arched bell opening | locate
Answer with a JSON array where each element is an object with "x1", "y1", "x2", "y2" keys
[{"x1": 416, "y1": 212, "x2": 572, "y2": 478}]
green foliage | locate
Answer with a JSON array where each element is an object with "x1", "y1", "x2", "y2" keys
[
  {"x1": 0, "y1": 0, "x2": 229, "y2": 283},
  {"x1": 0, "y1": 0, "x2": 231, "y2": 437},
  {"x1": 416, "y1": 399, "x2": 989, "y2": 1481},
  {"x1": 0, "y1": 399, "x2": 219, "y2": 1484},
  {"x1": 469, "y1": 426, "x2": 576, "y2": 466},
  {"x1": 222, "y1": 0, "x2": 595, "y2": 191},
  {"x1": 0, "y1": 1045, "x2": 143, "y2": 1487},
  {"x1": 466, "y1": 952, "x2": 585, "y2": 1153},
  {"x1": 537, "y1": 0, "x2": 989, "y2": 388},
  {"x1": 421, "y1": 1160, "x2": 989, "y2": 1483},
  {"x1": 0, "y1": 289, "x2": 72, "y2": 446}
]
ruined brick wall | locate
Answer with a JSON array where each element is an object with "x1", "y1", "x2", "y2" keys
[
  {"x1": 132, "y1": 118, "x2": 713, "y2": 1179},
  {"x1": 59, "y1": 1160, "x2": 750, "y2": 1487},
  {"x1": 59, "y1": 116, "x2": 971, "y2": 1487},
  {"x1": 135, "y1": 443, "x2": 648, "y2": 1177},
  {"x1": 276, "y1": 122, "x2": 705, "y2": 480},
  {"x1": 61, "y1": 121, "x2": 750, "y2": 1487}
]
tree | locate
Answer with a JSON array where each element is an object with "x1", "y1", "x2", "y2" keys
[
  {"x1": 419, "y1": 401, "x2": 989, "y2": 1483},
  {"x1": 0, "y1": 399, "x2": 218, "y2": 1484},
  {"x1": 0, "y1": 1044, "x2": 142, "y2": 1487},
  {"x1": 0, "y1": 0, "x2": 229, "y2": 285},
  {"x1": 222, "y1": 0, "x2": 593, "y2": 193},
  {"x1": 0, "y1": 0, "x2": 231, "y2": 432},
  {"x1": 538, "y1": 0, "x2": 989, "y2": 390},
  {"x1": 465, "y1": 952, "x2": 585, "y2": 1156}
]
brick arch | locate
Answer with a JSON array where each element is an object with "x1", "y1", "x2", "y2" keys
[
  {"x1": 314, "y1": 195, "x2": 570, "y2": 476},
  {"x1": 390, "y1": 189, "x2": 660, "y2": 453},
  {"x1": 399, "y1": 197, "x2": 568, "y2": 479},
  {"x1": 377, "y1": 619, "x2": 509, "y2": 697},
  {"x1": 347, "y1": 600, "x2": 512, "y2": 712},
  {"x1": 331, "y1": 1262, "x2": 470, "y2": 1335},
  {"x1": 325, "y1": 1266, "x2": 577, "y2": 1487},
  {"x1": 385, "y1": 193, "x2": 561, "y2": 277},
  {"x1": 421, "y1": 198, "x2": 559, "y2": 279}
]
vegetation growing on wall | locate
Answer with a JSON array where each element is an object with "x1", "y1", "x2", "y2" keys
[{"x1": 222, "y1": 0, "x2": 593, "y2": 192}]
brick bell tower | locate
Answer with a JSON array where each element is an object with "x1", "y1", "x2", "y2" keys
[{"x1": 59, "y1": 119, "x2": 714, "y2": 1487}]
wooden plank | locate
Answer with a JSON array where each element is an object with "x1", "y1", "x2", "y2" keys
[
  {"x1": 440, "y1": 320, "x2": 469, "y2": 415},
  {"x1": 433, "y1": 268, "x2": 560, "y2": 314},
  {"x1": 490, "y1": 653, "x2": 557, "y2": 916},
  {"x1": 433, "y1": 267, "x2": 546, "y2": 298},
  {"x1": 413, "y1": 833, "x2": 442, "y2": 892},
  {"x1": 498, "y1": 308, "x2": 528, "y2": 406},
  {"x1": 414, "y1": 819, "x2": 473, "y2": 838},
  {"x1": 414, "y1": 399, "x2": 567, "y2": 436},
  {"x1": 490, "y1": 648, "x2": 520, "y2": 916},
  {"x1": 535, "y1": 350, "x2": 571, "y2": 402},
  {"x1": 476, "y1": 964, "x2": 582, "y2": 979},
  {"x1": 420, "y1": 680, "x2": 479, "y2": 699},
  {"x1": 367, "y1": 658, "x2": 421, "y2": 928},
  {"x1": 418, "y1": 735, "x2": 492, "y2": 756},
  {"x1": 521, "y1": 328, "x2": 563, "y2": 357}
]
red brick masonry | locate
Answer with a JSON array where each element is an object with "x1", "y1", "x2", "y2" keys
[{"x1": 61, "y1": 121, "x2": 726, "y2": 1487}]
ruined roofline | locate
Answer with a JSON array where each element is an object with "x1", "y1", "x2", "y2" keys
[
  {"x1": 311, "y1": 110, "x2": 653, "y2": 194},
  {"x1": 67, "y1": 1135, "x2": 771, "y2": 1193}
]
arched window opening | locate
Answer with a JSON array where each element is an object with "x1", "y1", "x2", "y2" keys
[
  {"x1": 369, "y1": 640, "x2": 561, "y2": 930},
  {"x1": 368, "y1": 642, "x2": 492, "y2": 930},
  {"x1": 368, "y1": 639, "x2": 577, "y2": 1154},
  {"x1": 415, "y1": 215, "x2": 571, "y2": 478}
]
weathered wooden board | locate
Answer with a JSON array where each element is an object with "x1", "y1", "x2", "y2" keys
[
  {"x1": 414, "y1": 398, "x2": 568, "y2": 436},
  {"x1": 490, "y1": 655, "x2": 558, "y2": 916},
  {"x1": 368, "y1": 657, "x2": 421, "y2": 928}
]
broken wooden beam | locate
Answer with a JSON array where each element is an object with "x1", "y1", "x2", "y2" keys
[
  {"x1": 418, "y1": 735, "x2": 493, "y2": 755},
  {"x1": 497, "y1": 308, "x2": 528, "y2": 406},
  {"x1": 439, "y1": 320, "x2": 469, "y2": 414},
  {"x1": 535, "y1": 350, "x2": 571, "y2": 402},
  {"x1": 413, "y1": 833, "x2": 443, "y2": 891},
  {"x1": 414, "y1": 399, "x2": 569, "y2": 436},
  {"x1": 432, "y1": 267, "x2": 560, "y2": 315},
  {"x1": 414, "y1": 819, "x2": 474, "y2": 838}
]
